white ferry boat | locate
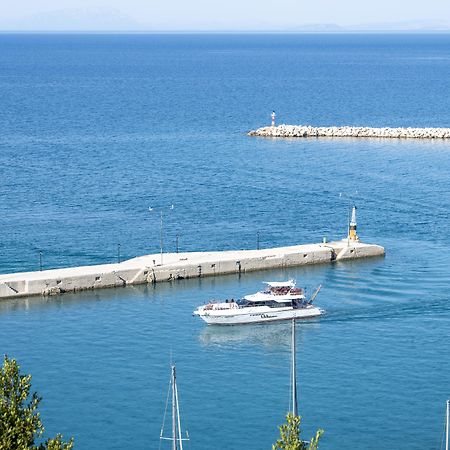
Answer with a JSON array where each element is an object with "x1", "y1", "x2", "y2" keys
[{"x1": 193, "y1": 280, "x2": 324, "y2": 325}]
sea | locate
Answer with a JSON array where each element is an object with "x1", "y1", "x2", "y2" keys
[{"x1": 0, "y1": 33, "x2": 449, "y2": 450}]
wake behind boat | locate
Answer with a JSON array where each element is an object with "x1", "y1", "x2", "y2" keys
[{"x1": 193, "y1": 280, "x2": 324, "y2": 325}]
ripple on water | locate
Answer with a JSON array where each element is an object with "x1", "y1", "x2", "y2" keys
[{"x1": 1, "y1": 34, "x2": 450, "y2": 450}]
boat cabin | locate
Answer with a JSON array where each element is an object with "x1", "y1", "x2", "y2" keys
[{"x1": 237, "y1": 298, "x2": 307, "y2": 309}]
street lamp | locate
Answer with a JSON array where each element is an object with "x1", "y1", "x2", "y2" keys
[{"x1": 148, "y1": 204, "x2": 174, "y2": 265}]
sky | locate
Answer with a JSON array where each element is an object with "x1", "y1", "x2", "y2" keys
[{"x1": 1, "y1": 0, "x2": 450, "y2": 31}]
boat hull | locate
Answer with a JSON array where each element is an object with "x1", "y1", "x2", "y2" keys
[{"x1": 195, "y1": 306, "x2": 324, "y2": 325}]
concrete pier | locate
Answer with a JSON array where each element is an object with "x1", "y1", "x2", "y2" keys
[
  {"x1": 0, "y1": 240, "x2": 384, "y2": 300},
  {"x1": 248, "y1": 124, "x2": 450, "y2": 139}
]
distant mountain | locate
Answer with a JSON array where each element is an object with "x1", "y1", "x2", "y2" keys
[
  {"x1": 284, "y1": 20, "x2": 450, "y2": 32},
  {"x1": 349, "y1": 19, "x2": 450, "y2": 31},
  {"x1": 288, "y1": 23, "x2": 345, "y2": 32},
  {"x1": 1, "y1": 9, "x2": 450, "y2": 33},
  {"x1": 0, "y1": 8, "x2": 142, "y2": 31}
]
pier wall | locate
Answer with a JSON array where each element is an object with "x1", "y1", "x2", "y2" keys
[
  {"x1": 0, "y1": 240, "x2": 385, "y2": 300},
  {"x1": 248, "y1": 124, "x2": 450, "y2": 139}
]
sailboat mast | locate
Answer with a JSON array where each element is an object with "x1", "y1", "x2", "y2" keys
[
  {"x1": 291, "y1": 319, "x2": 298, "y2": 417},
  {"x1": 446, "y1": 399, "x2": 449, "y2": 450},
  {"x1": 171, "y1": 365, "x2": 178, "y2": 450}
]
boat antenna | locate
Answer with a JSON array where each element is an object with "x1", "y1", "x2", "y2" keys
[
  {"x1": 446, "y1": 399, "x2": 449, "y2": 450},
  {"x1": 291, "y1": 319, "x2": 298, "y2": 417},
  {"x1": 308, "y1": 285, "x2": 322, "y2": 305},
  {"x1": 171, "y1": 365, "x2": 177, "y2": 450}
]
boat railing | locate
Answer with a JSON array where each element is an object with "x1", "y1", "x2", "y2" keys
[
  {"x1": 264, "y1": 287, "x2": 304, "y2": 296},
  {"x1": 203, "y1": 300, "x2": 239, "y2": 311}
]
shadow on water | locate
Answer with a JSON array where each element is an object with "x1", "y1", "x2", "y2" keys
[{"x1": 198, "y1": 318, "x2": 322, "y2": 348}]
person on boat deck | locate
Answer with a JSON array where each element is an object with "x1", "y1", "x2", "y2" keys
[{"x1": 293, "y1": 298, "x2": 304, "y2": 309}]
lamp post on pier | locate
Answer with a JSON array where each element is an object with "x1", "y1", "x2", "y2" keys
[{"x1": 148, "y1": 204, "x2": 174, "y2": 265}]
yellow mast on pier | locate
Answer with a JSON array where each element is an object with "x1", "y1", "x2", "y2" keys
[{"x1": 348, "y1": 205, "x2": 359, "y2": 242}]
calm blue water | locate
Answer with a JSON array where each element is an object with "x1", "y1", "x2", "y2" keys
[{"x1": 0, "y1": 33, "x2": 449, "y2": 449}]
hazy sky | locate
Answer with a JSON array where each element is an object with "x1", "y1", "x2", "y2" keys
[{"x1": 1, "y1": 0, "x2": 450, "y2": 31}]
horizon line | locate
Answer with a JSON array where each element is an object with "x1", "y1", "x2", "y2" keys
[{"x1": 1, "y1": 29, "x2": 450, "y2": 34}]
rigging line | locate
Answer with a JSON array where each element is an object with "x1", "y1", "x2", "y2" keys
[
  {"x1": 179, "y1": 382, "x2": 191, "y2": 450},
  {"x1": 438, "y1": 409, "x2": 447, "y2": 450},
  {"x1": 159, "y1": 377, "x2": 172, "y2": 450},
  {"x1": 175, "y1": 381, "x2": 184, "y2": 450}
]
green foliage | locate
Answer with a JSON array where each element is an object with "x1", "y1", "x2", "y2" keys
[
  {"x1": 272, "y1": 412, "x2": 324, "y2": 450},
  {"x1": 0, "y1": 356, "x2": 74, "y2": 450},
  {"x1": 40, "y1": 434, "x2": 73, "y2": 450}
]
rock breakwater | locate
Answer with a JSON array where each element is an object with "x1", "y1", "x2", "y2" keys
[{"x1": 248, "y1": 125, "x2": 450, "y2": 139}]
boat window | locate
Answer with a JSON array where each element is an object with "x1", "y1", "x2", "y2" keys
[
  {"x1": 236, "y1": 298, "x2": 250, "y2": 306},
  {"x1": 268, "y1": 300, "x2": 292, "y2": 307}
]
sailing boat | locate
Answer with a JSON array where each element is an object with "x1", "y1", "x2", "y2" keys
[
  {"x1": 159, "y1": 365, "x2": 190, "y2": 450},
  {"x1": 290, "y1": 318, "x2": 312, "y2": 447},
  {"x1": 290, "y1": 318, "x2": 298, "y2": 416},
  {"x1": 445, "y1": 399, "x2": 449, "y2": 450}
]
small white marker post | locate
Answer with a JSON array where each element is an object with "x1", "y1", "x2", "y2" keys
[{"x1": 271, "y1": 111, "x2": 276, "y2": 127}]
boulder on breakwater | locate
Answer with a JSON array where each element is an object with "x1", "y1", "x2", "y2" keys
[{"x1": 248, "y1": 124, "x2": 450, "y2": 139}]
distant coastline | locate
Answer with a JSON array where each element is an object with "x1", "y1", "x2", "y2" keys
[{"x1": 1, "y1": 30, "x2": 450, "y2": 34}]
